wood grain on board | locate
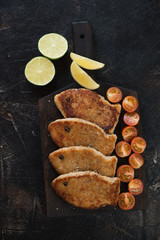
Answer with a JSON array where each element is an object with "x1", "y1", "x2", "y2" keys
[
  {"x1": 39, "y1": 82, "x2": 146, "y2": 217},
  {"x1": 39, "y1": 22, "x2": 146, "y2": 217}
]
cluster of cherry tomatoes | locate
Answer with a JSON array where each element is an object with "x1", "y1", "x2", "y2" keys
[{"x1": 106, "y1": 87, "x2": 146, "y2": 210}]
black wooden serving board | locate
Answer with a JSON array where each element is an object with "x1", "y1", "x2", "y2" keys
[{"x1": 38, "y1": 22, "x2": 146, "y2": 217}]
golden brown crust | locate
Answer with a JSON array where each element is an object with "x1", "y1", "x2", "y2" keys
[
  {"x1": 52, "y1": 171, "x2": 120, "y2": 209},
  {"x1": 49, "y1": 146, "x2": 117, "y2": 177},
  {"x1": 48, "y1": 118, "x2": 117, "y2": 156},
  {"x1": 54, "y1": 88, "x2": 121, "y2": 133}
]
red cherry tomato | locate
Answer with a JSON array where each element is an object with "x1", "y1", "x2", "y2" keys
[
  {"x1": 123, "y1": 112, "x2": 140, "y2": 126},
  {"x1": 128, "y1": 179, "x2": 144, "y2": 195},
  {"x1": 118, "y1": 192, "x2": 135, "y2": 210},
  {"x1": 131, "y1": 137, "x2": 146, "y2": 154},
  {"x1": 122, "y1": 96, "x2": 138, "y2": 112},
  {"x1": 115, "y1": 141, "x2": 131, "y2": 158},
  {"x1": 106, "y1": 87, "x2": 122, "y2": 103},
  {"x1": 122, "y1": 126, "x2": 138, "y2": 142},
  {"x1": 116, "y1": 165, "x2": 134, "y2": 182},
  {"x1": 129, "y1": 153, "x2": 144, "y2": 169}
]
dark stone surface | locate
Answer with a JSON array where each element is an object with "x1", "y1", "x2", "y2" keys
[{"x1": 0, "y1": 0, "x2": 160, "y2": 239}]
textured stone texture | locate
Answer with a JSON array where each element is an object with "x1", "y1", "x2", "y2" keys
[{"x1": 0, "y1": 0, "x2": 160, "y2": 239}]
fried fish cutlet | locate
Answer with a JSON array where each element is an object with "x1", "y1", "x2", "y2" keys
[
  {"x1": 49, "y1": 146, "x2": 117, "y2": 177},
  {"x1": 54, "y1": 88, "x2": 121, "y2": 133},
  {"x1": 48, "y1": 118, "x2": 117, "y2": 156},
  {"x1": 52, "y1": 171, "x2": 120, "y2": 209}
]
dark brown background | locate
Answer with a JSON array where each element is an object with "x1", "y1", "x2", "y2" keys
[{"x1": 0, "y1": 0, "x2": 160, "y2": 239}]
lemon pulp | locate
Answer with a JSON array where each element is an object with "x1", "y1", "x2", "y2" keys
[
  {"x1": 70, "y1": 61, "x2": 100, "y2": 90},
  {"x1": 24, "y1": 56, "x2": 55, "y2": 86},
  {"x1": 38, "y1": 33, "x2": 68, "y2": 59},
  {"x1": 70, "y1": 52, "x2": 105, "y2": 70}
]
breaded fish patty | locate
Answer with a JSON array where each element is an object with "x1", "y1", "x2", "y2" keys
[
  {"x1": 49, "y1": 146, "x2": 117, "y2": 177},
  {"x1": 48, "y1": 118, "x2": 117, "y2": 156},
  {"x1": 52, "y1": 171, "x2": 120, "y2": 209},
  {"x1": 54, "y1": 88, "x2": 121, "y2": 133}
]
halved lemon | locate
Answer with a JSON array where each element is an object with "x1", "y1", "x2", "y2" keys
[
  {"x1": 70, "y1": 52, "x2": 105, "y2": 70},
  {"x1": 24, "y1": 56, "x2": 55, "y2": 86},
  {"x1": 38, "y1": 33, "x2": 68, "y2": 59},
  {"x1": 70, "y1": 61, "x2": 100, "y2": 90}
]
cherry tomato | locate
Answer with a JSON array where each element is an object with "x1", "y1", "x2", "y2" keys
[
  {"x1": 116, "y1": 165, "x2": 134, "y2": 182},
  {"x1": 106, "y1": 87, "x2": 122, "y2": 103},
  {"x1": 131, "y1": 137, "x2": 146, "y2": 154},
  {"x1": 128, "y1": 179, "x2": 144, "y2": 195},
  {"x1": 118, "y1": 192, "x2": 135, "y2": 210},
  {"x1": 115, "y1": 141, "x2": 131, "y2": 158},
  {"x1": 123, "y1": 112, "x2": 140, "y2": 126},
  {"x1": 122, "y1": 126, "x2": 138, "y2": 142},
  {"x1": 129, "y1": 153, "x2": 144, "y2": 169},
  {"x1": 122, "y1": 96, "x2": 138, "y2": 112}
]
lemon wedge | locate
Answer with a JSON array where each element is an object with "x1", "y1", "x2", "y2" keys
[
  {"x1": 70, "y1": 61, "x2": 100, "y2": 90},
  {"x1": 70, "y1": 52, "x2": 105, "y2": 70},
  {"x1": 24, "y1": 56, "x2": 55, "y2": 86},
  {"x1": 38, "y1": 33, "x2": 68, "y2": 59}
]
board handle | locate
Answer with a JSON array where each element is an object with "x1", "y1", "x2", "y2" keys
[{"x1": 72, "y1": 21, "x2": 94, "y2": 58}]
